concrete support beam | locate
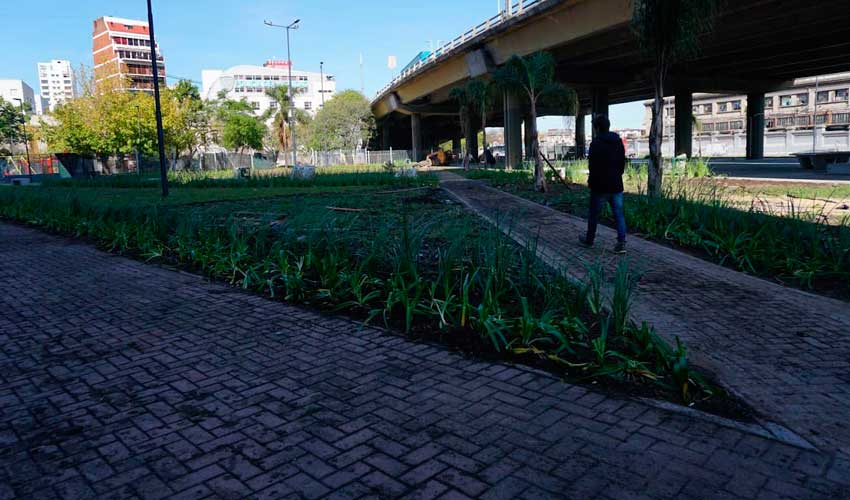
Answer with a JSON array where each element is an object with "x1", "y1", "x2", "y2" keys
[
  {"x1": 674, "y1": 91, "x2": 693, "y2": 158},
  {"x1": 575, "y1": 112, "x2": 586, "y2": 159},
  {"x1": 746, "y1": 92, "x2": 766, "y2": 160},
  {"x1": 523, "y1": 113, "x2": 535, "y2": 161},
  {"x1": 465, "y1": 48, "x2": 495, "y2": 78},
  {"x1": 504, "y1": 92, "x2": 523, "y2": 168},
  {"x1": 411, "y1": 114, "x2": 423, "y2": 161},
  {"x1": 591, "y1": 87, "x2": 608, "y2": 139}
]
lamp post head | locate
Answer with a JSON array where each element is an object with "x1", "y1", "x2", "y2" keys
[{"x1": 289, "y1": 19, "x2": 300, "y2": 29}]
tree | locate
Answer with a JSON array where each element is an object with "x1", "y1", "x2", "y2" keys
[
  {"x1": 466, "y1": 79, "x2": 495, "y2": 159},
  {"x1": 494, "y1": 51, "x2": 576, "y2": 192},
  {"x1": 449, "y1": 86, "x2": 473, "y2": 170},
  {"x1": 262, "y1": 86, "x2": 310, "y2": 155},
  {"x1": 632, "y1": 0, "x2": 719, "y2": 195},
  {"x1": 0, "y1": 97, "x2": 28, "y2": 151},
  {"x1": 306, "y1": 90, "x2": 374, "y2": 151},
  {"x1": 43, "y1": 77, "x2": 207, "y2": 171},
  {"x1": 221, "y1": 113, "x2": 265, "y2": 154},
  {"x1": 169, "y1": 80, "x2": 210, "y2": 165}
]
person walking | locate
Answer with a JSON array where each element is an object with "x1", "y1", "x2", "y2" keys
[{"x1": 579, "y1": 115, "x2": 627, "y2": 254}]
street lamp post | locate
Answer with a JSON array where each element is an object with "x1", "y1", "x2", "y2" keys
[
  {"x1": 146, "y1": 0, "x2": 169, "y2": 197},
  {"x1": 12, "y1": 98, "x2": 32, "y2": 183},
  {"x1": 320, "y1": 61, "x2": 325, "y2": 108},
  {"x1": 264, "y1": 19, "x2": 300, "y2": 166}
]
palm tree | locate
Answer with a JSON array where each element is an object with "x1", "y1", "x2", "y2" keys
[
  {"x1": 467, "y1": 79, "x2": 495, "y2": 162},
  {"x1": 449, "y1": 86, "x2": 473, "y2": 170},
  {"x1": 493, "y1": 51, "x2": 575, "y2": 192},
  {"x1": 632, "y1": 0, "x2": 719, "y2": 196},
  {"x1": 262, "y1": 85, "x2": 306, "y2": 153}
]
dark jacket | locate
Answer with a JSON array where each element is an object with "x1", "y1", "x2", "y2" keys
[{"x1": 587, "y1": 131, "x2": 626, "y2": 193}]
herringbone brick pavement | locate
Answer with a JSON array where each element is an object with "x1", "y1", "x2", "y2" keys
[{"x1": 1, "y1": 223, "x2": 848, "y2": 499}]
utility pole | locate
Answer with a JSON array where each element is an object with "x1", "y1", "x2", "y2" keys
[
  {"x1": 264, "y1": 19, "x2": 300, "y2": 166},
  {"x1": 319, "y1": 61, "x2": 325, "y2": 108},
  {"x1": 146, "y1": 0, "x2": 169, "y2": 197},
  {"x1": 12, "y1": 98, "x2": 32, "y2": 183}
]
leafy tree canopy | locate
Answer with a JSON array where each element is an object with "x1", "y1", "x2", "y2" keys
[{"x1": 306, "y1": 90, "x2": 374, "y2": 151}]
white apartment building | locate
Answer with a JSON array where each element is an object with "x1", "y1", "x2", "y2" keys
[
  {"x1": 37, "y1": 60, "x2": 77, "y2": 112},
  {"x1": 0, "y1": 80, "x2": 36, "y2": 112},
  {"x1": 202, "y1": 60, "x2": 336, "y2": 118}
]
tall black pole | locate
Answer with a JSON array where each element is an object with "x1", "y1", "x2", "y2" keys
[
  {"x1": 146, "y1": 0, "x2": 169, "y2": 197},
  {"x1": 15, "y1": 99, "x2": 32, "y2": 183}
]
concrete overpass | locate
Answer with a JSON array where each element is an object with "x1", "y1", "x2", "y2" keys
[{"x1": 372, "y1": 0, "x2": 850, "y2": 164}]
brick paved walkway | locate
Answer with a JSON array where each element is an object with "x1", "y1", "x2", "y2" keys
[
  {"x1": 440, "y1": 171, "x2": 850, "y2": 459},
  {"x1": 1, "y1": 223, "x2": 849, "y2": 500}
]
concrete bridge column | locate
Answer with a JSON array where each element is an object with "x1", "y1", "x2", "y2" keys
[
  {"x1": 504, "y1": 91, "x2": 523, "y2": 168},
  {"x1": 452, "y1": 136, "x2": 462, "y2": 155},
  {"x1": 746, "y1": 93, "x2": 765, "y2": 159},
  {"x1": 575, "y1": 112, "x2": 586, "y2": 159},
  {"x1": 591, "y1": 87, "x2": 609, "y2": 140},
  {"x1": 411, "y1": 113, "x2": 423, "y2": 161},
  {"x1": 523, "y1": 112, "x2": 535, "y2": 161},
  {"x1": 381, "y1": 120, "x2": 391, "y2": 151},
  {"x1": 674, "y1": 91, "x2": 693, "y2": 158}
]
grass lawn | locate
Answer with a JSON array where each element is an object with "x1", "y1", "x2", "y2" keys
[
  {"x1": 461, "y1": 166, "x2": 850, "y2": 299},
  {"x1": 0, "y1": 170, "x2": 753, "y2": 416}
]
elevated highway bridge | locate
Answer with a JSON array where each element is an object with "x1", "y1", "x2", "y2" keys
[{"x1": 372, "y1": 0, "x2": 850, "y2": 164}]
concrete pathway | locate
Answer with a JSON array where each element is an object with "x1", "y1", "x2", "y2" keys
[
  {"x1": 440, "y1": 171, "x2": 850, "y2": 459},
  {"x1": 1, "y1": 223, "x2": 849, "y2": 499}
]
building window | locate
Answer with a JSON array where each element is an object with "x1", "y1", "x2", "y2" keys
[
  {"x1": 692, "y1": 105, "x2": 699, "y2": 114},
  {"x1": 718, "y1": 102, "x2": 728, "y2": 112},
  {"x1": 836, "y1": 89, "x2": 849, "y2": 101},
  {"x1": 269, "y1": 102, "x2": 277, "y2": 109},
  {"x1": 764, "y1": 96, "x2": 773, "y2": 108},
  {"x1": 817, "y1": 90, "x2": 830, "y2": 104},
  {"x1": 797, "y1": 93, "x2": 809, "y2": 106},
  {"x1": 731, "y1": 100, "x2": 741, "y2": 111},
  {"x1": 251, "y1": 102, "x2": 260, "y2": 110},
  {"x1": 304, "y1": 101, "x2": 312, "y2": 110},
  {"x1": 703, "y1": 104, "x2": 712, "y2": 114},
  {"x1": 780, "y1": 95, "x2": 793, "y2": 107}
]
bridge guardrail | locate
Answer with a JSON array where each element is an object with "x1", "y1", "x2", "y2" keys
[{"x1": 374, "y1": 0, "x2": 549, "y2": 103}]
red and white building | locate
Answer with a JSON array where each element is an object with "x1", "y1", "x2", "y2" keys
[{"x1": 92, "y1": 16, "x2": 166, "y2": 92}]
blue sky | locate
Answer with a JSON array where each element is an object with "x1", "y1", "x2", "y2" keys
[{"x1": 0, "y1": 0, "x2": 643, "y2": 129}]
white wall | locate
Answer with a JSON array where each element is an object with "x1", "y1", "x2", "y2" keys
[{"x1": 627, "y1": 129, "x2": 850, "y2": 157}]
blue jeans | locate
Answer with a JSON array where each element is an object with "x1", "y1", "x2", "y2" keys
[{"x1": 586, "y1": 191, "x2": 627, "y2": 243}]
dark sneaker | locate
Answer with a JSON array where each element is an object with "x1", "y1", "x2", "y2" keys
[
  {"x1": 613, "y1": 241, "x2": 627, "y2": 254},
  {"x1": 578, "y1": 236, "x2": 594, "y2": 248}
]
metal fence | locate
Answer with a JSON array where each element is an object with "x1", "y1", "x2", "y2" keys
[
  {"x1": 1, "y1": 155, "x2": 64, "y2": 177},
  {"x1": 297, "y1": 149, "x2": 413, "y2": 166}
]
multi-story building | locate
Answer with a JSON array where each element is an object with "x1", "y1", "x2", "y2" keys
[
  {"x1": 0, "y1": 80, "x2": 36, "y2": 111},
  {"x1": 37, "y1": 60, "x2": 76, "y2": 111},
  {"x1": 201, "y1": 61, "x2": 336, "y2": 118},
  {"x1": 92, "y1": 16, "x2": 166, "y2": 92},
  {"x1": 643, "y1": 72, "x2": 850, "y2": 137}
]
